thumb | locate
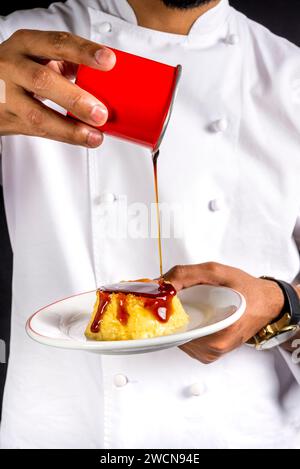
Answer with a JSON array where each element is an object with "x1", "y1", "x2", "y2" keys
[{"x1": 163, "y1": 263, "x2": 225, "y2": 291}]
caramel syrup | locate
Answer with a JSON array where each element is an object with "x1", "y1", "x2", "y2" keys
[{"x1": 91, "y1": 281, "x2": 176, "y2": 333}]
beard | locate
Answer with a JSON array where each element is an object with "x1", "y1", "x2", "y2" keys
[{"x1": 161, "y1": 0, "x2": 213, "y2": 9}]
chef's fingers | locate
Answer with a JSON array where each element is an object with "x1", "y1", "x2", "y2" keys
[
  {"x1": 37, "y1": 60, "x2": 78, "y2": 80},
  {"x1": 14, "y1": 58, "x2": 108, "y2": 126},
  {"x1": 163, "y1": 263, "x2": 234, "y2": 291},
  {"x1": 11, "y1": 29, "x2": 116, "y2": 71},
  {"x1": 10, "y1": 89, "x2": 104, "y2": 147}
]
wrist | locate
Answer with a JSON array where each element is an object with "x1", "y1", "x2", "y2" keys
[{"x1": 261, "y1": 279, "x2": 285, "y2": 323}]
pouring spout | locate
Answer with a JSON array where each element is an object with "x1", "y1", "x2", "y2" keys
[{"x1": 152, "y1": 149, "x2": 160, "y2": 163}]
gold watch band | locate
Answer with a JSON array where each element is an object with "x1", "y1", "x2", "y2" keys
[
  {"x1": 247, "y1": 277, "x2": 300, "y2": 349},
  {"x1": 247, "y1": 313, "x2": 296, "y2": 348}
]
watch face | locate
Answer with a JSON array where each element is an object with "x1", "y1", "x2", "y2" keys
[{"x1": 261, "y1": 329, "x2": 299, "y2": 350}]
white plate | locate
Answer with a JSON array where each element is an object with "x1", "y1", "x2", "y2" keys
[{"x1": 26, "y1": 285, "x2": 246, "y2": 355}]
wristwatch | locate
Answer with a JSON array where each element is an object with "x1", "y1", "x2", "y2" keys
[{"x1": 247, "y1": 277, "x2": 300, "y2": 350}]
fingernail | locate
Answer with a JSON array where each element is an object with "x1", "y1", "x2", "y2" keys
[
  {"x1": 91, "y1": 104, "x2": 108, "y2": 125},
  {"x1": 94, "y1": 48, "x2": 116, "y2": 70},
  {"x1": 87, "y1": 130, "x2": 103, "y2": 148}
]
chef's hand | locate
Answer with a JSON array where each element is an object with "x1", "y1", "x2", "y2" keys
[
  {"x1": 0, "y1": 29, "x2": 116, "y2": 147},
  {"x1": 164, "y1": 262, "x2": 285, "y2": 364}
]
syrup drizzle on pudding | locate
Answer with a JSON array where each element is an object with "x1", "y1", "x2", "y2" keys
[{"x1": 91, "y1": 281, "x2": 176, "y2": 333}]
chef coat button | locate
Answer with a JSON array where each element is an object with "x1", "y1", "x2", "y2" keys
[
  {"x1": 97, "y1": 192, "x2": 116, "y2": 204},
  {"x1": 189, "y1": 382, "x2": 207, "y2": 397},
  {"x1": 227, "y1": 33, "x2": 240, "y2": 45},
  {"x1": 212, "y1": 118, "x2": 228, "y2": 133},
  {"x1": 113, "y1": 374, "x2": 128, "y2": 388},
  {"x1": 98, "y1": 22, "x2": 112, "y2": 33},
  {"x1": 209, "y1": 199, "x2": 223, "y2": 212}
]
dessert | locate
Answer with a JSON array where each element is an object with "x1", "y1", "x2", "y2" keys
[{"x1": 85, "y1": 280, "x2": 189, "y2": 341}]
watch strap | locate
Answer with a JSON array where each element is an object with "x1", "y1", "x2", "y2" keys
[{"x1": 261, "y1": 277, "x2": 300, "y2": 325}]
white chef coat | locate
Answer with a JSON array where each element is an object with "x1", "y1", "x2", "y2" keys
[{"x1": 0, "y1": 0, "x2": 300, "y2": 449}]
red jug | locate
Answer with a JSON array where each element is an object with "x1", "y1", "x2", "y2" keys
[{"x1": 69, "y1": 47, "x2": 181, "y2": 152}]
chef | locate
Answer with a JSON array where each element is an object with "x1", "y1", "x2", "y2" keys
[{"x1": 0, "y1": 0, "x2": 300, "y2": 449}]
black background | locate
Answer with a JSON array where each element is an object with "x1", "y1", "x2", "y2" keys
[{"x1": 1, "y1": 0, "x2": 300, "y2": 417}]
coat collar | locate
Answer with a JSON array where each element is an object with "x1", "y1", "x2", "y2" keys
[{"x1": 88, "y1": 0, "x2": 231, "y2": 40}]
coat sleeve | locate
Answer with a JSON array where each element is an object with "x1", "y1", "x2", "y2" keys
[
  {"x1": 0, "y1": 0, "x2": 91, "y2": 41},
  {"x1": 0, "y1": 28, "x2": 4, "y2": 187},
  {"x1": 279, "y1": 213, "x2": 300, "y2": 383}
]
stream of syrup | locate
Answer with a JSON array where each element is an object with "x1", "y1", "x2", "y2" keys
[
  {"x1": 90, "y1": 150, "x2": 171, "y2": 334},
  {"x1": 152, "y1": 149, "x2": 163, "y2": 278}
]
